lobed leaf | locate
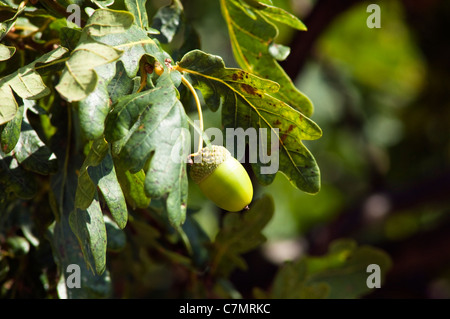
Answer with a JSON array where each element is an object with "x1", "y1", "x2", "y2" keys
[
  {"x1": 57, "y1": 8, "x2": 168, "y2": 104},
  {"x1": 105, "y1": 71, "x2": 189, "y2": 227},
  {"x1": 242, "y1": 0, "x2": 307, "y2": 30},
  {"x1": 89, "y1": 150, "x2": 128, "y2": 229},
  {"x1": 48, "y1": 102, "x2": 111, "y2": 296},
  {"x1": 221, "y1": 0, "x2": 313, "y2": 117},
  {"x1": 151, "y1": 0, "x2": 183, "y2": 44},
  {"x1": 0, "y1": 105, "x2": 23, "y2": 154},
  {"x1": 75, "y1": 138, "x2": 128, "y2": 229},
  {"x1": 69, "y1": 197, "x2": 107, "y2": 275},
  {"x1": 210, "y1": 195, "x2": 274, "y2": 277},
  {"x1": 56, "y1": 39, "x2": 122, "y2": 102},
  {"x1": 115, "y1": 168, "x2": 151, "y2": 209},
  {"x1": 77, "y1": 69, "x2": 111, "y2": 140},
  {"x1": 304, "y1": 239, "x2": 392, "y2": 299},
  {"x1": 0, "y1": 47, "x2": 68, "y2": 124},
  {"x1": 178, "y1": 50, "x2": 322, "y2": 193},
  {"x1": 90, "y1": 23, "x2": 168, "y2": 79},
  {"x1": 75, "y1": 138, "x2": 110, "y2": 210},
  {"x1": 84, "y1": 9, "x2": 135, "y2": 37},
  {"x1": 0, "y1": 0, "x2": 27, "y2": 41},
  {"x1": 125, "y1": 0, "x2": 149, "y2": 30},
  {"x1": 13, "y1": 111, "x2": 58, "y2": 175},
  {"x1": 0, "y1": 44, "x2": 15, "y2": 61}
]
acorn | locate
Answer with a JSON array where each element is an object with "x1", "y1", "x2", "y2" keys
[{"x1": 189, "y1": 145, "x2": 253, "y2": 212}]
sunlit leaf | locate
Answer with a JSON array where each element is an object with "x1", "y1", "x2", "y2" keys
[
  {"x1": 84, "y1": 9, "x2": 135, "y2": 37},
  {"x1": 89, "y1": 23, "x2": 167, "y2": 78},
  {"x1": 105, "y1": 71, "x2": 189, "y2": 227},
  {"x1": 56, "y1": 39, "x2": 122, "y2": 102},
  {"x1": 0, "y1": 0, "x2": 26, "y2": 41},
  {"x1": 125, "y1": 0, "x2": 149, "y2": 30},
  {"x1": 0, "y1": 44, "x2": 15, "y2": 61},
  {"x1": 13, "y1": 110, "x2": 58, "y2": 175},
  {"x1": 0, "y1": 105, "x2": 23, "y2": 154},
  {"x1": 178, "y1": 50, "x2": 322, "y2": 193},
  {"x1": 75, "y1": 138, "x2": 109, "y2": 210},
  {"x1": 242, "y1": 0, "x2": 307, "y2": 30},
  {"x1": 0, "y1": 47, "x2": 68, "y2": 124},
  {"x1": 221, "y1": 0, "x2": 313, "y2": 116},
  {"x1": 75, "y1": 138, "x2": 128, "y2": 228}
]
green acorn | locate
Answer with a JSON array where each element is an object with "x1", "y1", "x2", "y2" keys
[{"x1": 190, "y1": 145, "x2": 253, "y2": 212}]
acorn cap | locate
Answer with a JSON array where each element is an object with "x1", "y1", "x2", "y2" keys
[{"x1": 189, "y1": 145, "x2": 231, "y2": 184}]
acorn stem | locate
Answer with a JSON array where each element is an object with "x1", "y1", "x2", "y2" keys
[{"x1": 180, "y1": 75, "x2": 204, "y2": 156}]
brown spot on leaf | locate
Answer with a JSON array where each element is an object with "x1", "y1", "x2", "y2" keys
[
  {"x1": 232, "y1": 72, "x2": 244, "y2": 81},
  {"x1": 241, "y1": 84, "x2": 257, "y2": 95},
  {"x1": 288, "y1": 124, "x2": 295, "y2": 132}
]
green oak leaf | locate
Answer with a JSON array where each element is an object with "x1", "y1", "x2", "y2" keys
[
  {"x1": 0, "y1": 105, "x2": 23, "y2": 154},
  {"x1": 77, "y1": 65, "x2": 112, "y2": 140},
  {"x1": 242, "y1": 0, "x2": 307, "y2": 30},
  {"x1": 13, "y1": 109, "x2": 58, "y2": 175},
  {"x1": 69, "y1": 196, "x2": 107, "y2": 275},
  {"x1": 210, "y1": 195, "x2": 274, "y2": 277},
  {"x1": 57, "y1": 8, "x2": 168, "y2": 104},
  {"x1": 76, "y1": 60, "x2": 134, "y2": 140},
  {"x1": 0, "y1": 0, "x2": 26, "y2": 41},
  {"x1": 56, "y1": 38, "x2": 122, "y2": 102},
  {"x1": 125, "y1": 0, "x2": 149, "y2": 30},
  {"x1": 89, "y1": 23, "x2": 168, "y2": 79},
  {"x1": 115, "y1": 169, "x2": 151, "y2": 209},
  {"x1": 304, "y1": 239, "x2": 392, "y2": 299},
  {"x1": 178, "y1": 50, "x2": 322, "y2": 193},
  {"x1": 105, "y1": 71, "x2": 189, "y2": 227},
  {"x1": 151, "y1": 0, "x2": 183, "y2": 44},
  {"x1": 0, "y1": 44, "x2": 15, "y2": 61},
  {"x1": 221, "y1": 0, "x2": 313, "y2": 117},
  {"x1": 75, "y1": 138, "x2": 128, "y2": 229},
  {"x1": 84, "y1": 9, "x2": 135, "y2": 37},
  {"x1": 0, "y1": 47, "x2": 68, "y2": 124}
]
